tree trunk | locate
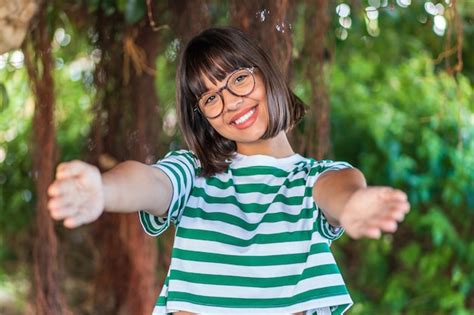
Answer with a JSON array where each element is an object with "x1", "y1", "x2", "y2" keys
[
  {"x1": 23, "y1": 3, "x2": 70, "y2": 315},
  {"x1": 300, "y1": 0, "x2": 331, "y2": 159},
  {"x1": 89, "y1": 9, "x2": 160, "y2": 315},
  {"x1": 168, "y1": 0, "x2": 210, "y2": 42},
  {"x1": 230, "y1": 0, "x2": 294, "y2": 78}
]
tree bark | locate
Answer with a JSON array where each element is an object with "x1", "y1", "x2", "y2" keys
[
  {"x1": 230, "y1": 0, "x2": 294, "y2": 78},
  {"x1": 89, "y1": 8, "x2": 160, "y2": 315},
  {"x1": 23, "y1": 2, "x2": 70, "y2": 315},
  {"x1": 301, "y1": 0, "x2": 331, "y2": 159},
  {"x1": 168, "y1": 0, "x2": 210, "y2": 42}
]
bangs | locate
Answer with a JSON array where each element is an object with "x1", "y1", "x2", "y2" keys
[
  {"x1": 185, "y1": 39, "x2": 253, "y2": 100},
  {"x1": 176, "y1": 27, "x2": 307, "y2": 177}
]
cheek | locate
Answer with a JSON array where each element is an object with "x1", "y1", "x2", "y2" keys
[{"x1": 206, "y1": 117, "x2": 230, "y2": 137}]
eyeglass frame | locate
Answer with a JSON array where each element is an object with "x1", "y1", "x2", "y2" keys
[{"x1": 194, "y1": 67, "x2": 256, "y2": 119}]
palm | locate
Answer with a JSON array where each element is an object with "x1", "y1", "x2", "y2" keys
[
  {"x1": 47, "y1": 161, "x2": 105, "y2": 228},
  {"x1": 72, "y1": 171, "x2": 103, "y2": 216},
  {"x1": 339, "y1": 187, "x2": 410, "y2": 239}
]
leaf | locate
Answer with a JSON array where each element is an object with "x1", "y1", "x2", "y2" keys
[
  {"x1": 0, "y1": 83, "x2": 8, "y2": 112},
  {"x1": 101, "y1": 0, "x2": 116, "y2": 16},
  {"x1": 124, "y1": 0, "x2": 146, "y2": 25}
]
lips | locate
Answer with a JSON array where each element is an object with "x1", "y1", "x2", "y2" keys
[
  {"x1": 230, "y1": 106, "x2": 258, "y2": 125},
  {"x1": 229, "y1": 105, "x2": 259, "y2": 130}
]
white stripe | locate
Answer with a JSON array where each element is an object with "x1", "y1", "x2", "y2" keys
[
  {"x1": 225, "y1": 172, "x2": 307, "y2": 186},
  {"x1": 157, "y1": 158, "x2": 194, "y2": 220},
  {"x1": 167, "y1": 273, "x2": 346, "y2": 299},
  {"x1": 174, "y1": 237, "x2": 329, "y2": 256},
  {"x1": 196, "y1": 172, "x2": 309, "y2": 193},
  {"x1": 308, "y1": 162, "x2": 352, "y2": 187},
  {"x1": 170, "y1": 252, "x2": 337, "y2": 278},
  {"x1": 178, "y1": 214, "x2": 314, "y2": 240},
  {"x1": 154, "y1": 294, "x2": 352, "y2": 314},
  {"x1": 185, "y1": 195, "x2": 315, "y2": 220},
  {"x1": 193, "y1": 183, "x2": 310, "y2": 204}
]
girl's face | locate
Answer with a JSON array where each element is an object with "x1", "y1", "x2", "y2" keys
[{"x1": 200, "y1": 69, "x2": 270, "y2": 153}]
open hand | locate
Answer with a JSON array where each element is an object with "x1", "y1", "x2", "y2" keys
[
  {"x1": 47, "y1": 160, "x2": 104, "y2": 228},
  {"x1": 339, "y1": 187, "x2": 410, "y2": 239}
]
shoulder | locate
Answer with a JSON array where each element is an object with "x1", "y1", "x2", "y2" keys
[
  {"x1": 158, "y1": 149, "x2": 202, "y2": 175},
  {"x1": 302, "y1": 157, "x2": 352, "y2": 173}
]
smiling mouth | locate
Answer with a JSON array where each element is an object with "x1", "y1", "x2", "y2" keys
[{"x1": 231, "y1": 106, "x2": 257, "y2": 125}]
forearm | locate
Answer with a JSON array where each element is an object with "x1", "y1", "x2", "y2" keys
[
  {"x1": 102, "y1": 161, "x2": 172, "y2": 217},
  {"x1": 313, "y1": 168, "x2": 367, "y2": 226}
]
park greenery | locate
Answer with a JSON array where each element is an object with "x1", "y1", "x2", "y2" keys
[{"x1": 0, "y1": 1, "x2": 473, "y2": 314}]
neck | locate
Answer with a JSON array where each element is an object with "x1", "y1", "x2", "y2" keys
[{"x1": 236, "y1": 131, "x2": 295, "y2": 158}]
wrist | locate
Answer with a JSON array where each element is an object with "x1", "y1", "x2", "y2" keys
[
  {"x1": 338, "y1": 186, "x2": 366, "y2": 225},
  {"x1": 101, "y1": 173, "x2": 113, "y2": 212}
]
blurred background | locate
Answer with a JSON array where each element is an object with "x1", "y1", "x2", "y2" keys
[{"x1": 0, "y1": 0, "x2": 473, "y2": 314}]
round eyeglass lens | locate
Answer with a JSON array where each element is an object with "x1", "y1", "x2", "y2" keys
[
  {"x1": 199, "y1": 92, "x2": 222, "y2": 119},
  {"x1": 228, "y1": 69, "x2": 255, "y2": 95},
  {"x1": 198, "y1": 68, "x2": 255, "y2": 119}
]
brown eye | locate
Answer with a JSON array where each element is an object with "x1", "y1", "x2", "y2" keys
[
  {"x1": 200, "y1": 92, "x2": 219, "y2": 107},
  {"x1": 205, "y1": 95, "x2": 216, "y2": 104}
]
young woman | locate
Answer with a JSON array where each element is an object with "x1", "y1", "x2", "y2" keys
[{"x1": 48, "y1": 27, "x2": 410, "y2": 315}]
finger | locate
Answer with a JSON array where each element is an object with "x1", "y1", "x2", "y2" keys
[
  {"x1": 364, "y1": 227, "x2": 382, "y2": 239},
  {"x1": 47, "y1": 181, "x2": 62, "y2": 197},
  {"x1": 48, "y1": 195, "x2": 73, "y2": 210},
  {"x1": 47, "y1": 179, "x2": 77, "y2": 197},
  {"x1": 376, "y1": 219, "x2": 398, "y2": 233},
  {"x1": 381, "y1": 188, "x2": 408, "y2": 202},
  {"x1": 370, "y1": 200, "x2": 410, "y2": 222},
  {"x1": 385, "y1": 210, "x2": 406, "y2": 222},
  {"x1": 56, "y1": 160, "x2": 91, "y2": 180},
  {"x1": 368, "y1": 210, "x2": 405, "y2": 229},
  {"x1": 49, "y1": 203, "x2": 77, "y2": 221},
  {"x1": 378, "y1": 202, "x2": 410, "y2": 222},
  {"x1": 63, "y1": 215, "x2": 85, "y2": 229}
]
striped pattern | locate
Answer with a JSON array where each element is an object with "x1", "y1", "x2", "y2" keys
[{"x1": 139, "y1": 150, "x2": 353, "y2": 314}]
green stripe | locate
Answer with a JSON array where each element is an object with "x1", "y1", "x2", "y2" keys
[
  {"x1": 162, "y1": 160, "x2": 192, "y2": 224},
  {"x1": 172, "y1": 242, "x2": 330, "y2": 266},
  {"x1": 165, "y1": 150, "x2": 202, "y2": 174},
  {"x1": 167, "y1": 285, "x2": 349, "y2": 308},
  {"x1": 182, "y1": 206, "x2": 314, "y2": 231},
  {"x1": 316, "y1": 210, "x2": 343, "y2": 240},
  {"x1": 157, "y1": 295, "x2": 167, "y2": 306},
  {"x1": 176, "y1": 227, "x2": 312, "y2": 246},
  {"x1": 191, "y1": 187, "x2": 304, "y2": 213},
  {"x1": 139, "y1": 211, "x2": 158, "y2": 233},
  {"x1": 230, "y1": 166, "x2": 292, "y2": 177},
  {"x1": 159, "y1": 163, "x2": 183, "y2": 219},
  {"x1": 173, "y1": 249, "x2": 306, "y2": 266},
  {"x1": 160, "y1": 161, "x2": 188, "y2": 191},
  {"x1": 169, "y1": 263, "x2": 339, "y2": 288},
  {"x1": 204, "y1": 176, "x2": 307, "y2": 193}
]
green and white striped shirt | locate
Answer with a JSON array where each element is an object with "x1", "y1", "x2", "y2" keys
[{"x1": 140, "y1": 150, "x2": 353, "y2": 315}]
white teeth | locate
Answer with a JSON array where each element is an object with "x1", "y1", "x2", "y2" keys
[{"x1": 234, "y1": 108, "x2": 255, "y2": 125}]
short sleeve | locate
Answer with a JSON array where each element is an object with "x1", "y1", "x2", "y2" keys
[
  {"x1": 139, "y1": 150, "x2": 200, "y2": 237},
  {"x1": 307, "y1": 159, "x2": 353, "y2": 241}
]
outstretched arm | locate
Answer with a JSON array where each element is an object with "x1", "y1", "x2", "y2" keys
[
  {"x1": 313, "y1": 168, "x2": 410, "y2": 239},
  {"x1": 47, "y1": 160, "x2": 172, "y2": 228}
]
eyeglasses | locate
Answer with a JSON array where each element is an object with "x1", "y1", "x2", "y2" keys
[{"x1": 195, "y1": 67, "x2": 256, "y2": 119}]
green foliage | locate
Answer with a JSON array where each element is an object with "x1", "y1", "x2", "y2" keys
[
  {"x1": 123, "y1": 0, "x2": 146, "y2": 25},
  {"x1": 0, "y1": 69, "x2": 35, "y2": 235},
  {"x1": 0, "y1": 83, "x2": 8, "y2": 112},
  {"x1": 84, "y1": 0, "x2": 146, "y2": 24},
  {"x1": 1, "y1": 1, "x2": 473, "y2": 314},
  {"x1": 330, "y1": 50, "x2": 474, "y2": 313}
]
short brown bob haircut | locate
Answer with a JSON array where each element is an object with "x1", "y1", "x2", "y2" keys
[{"x1": 176, "y1": 27, "x2": 306, "y2": 177}]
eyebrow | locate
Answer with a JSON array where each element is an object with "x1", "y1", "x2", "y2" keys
[{"x1": 199, "y1": 69, "x2": 236, "y2": 97}]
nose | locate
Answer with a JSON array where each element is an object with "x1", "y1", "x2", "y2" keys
[{"x1": 221, "y1": 88, "x2": 243, "y2": 112}]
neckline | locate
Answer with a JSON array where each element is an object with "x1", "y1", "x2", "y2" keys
[{"x1": 231, "y1": 152, "x2": 303, "y2": 168}]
